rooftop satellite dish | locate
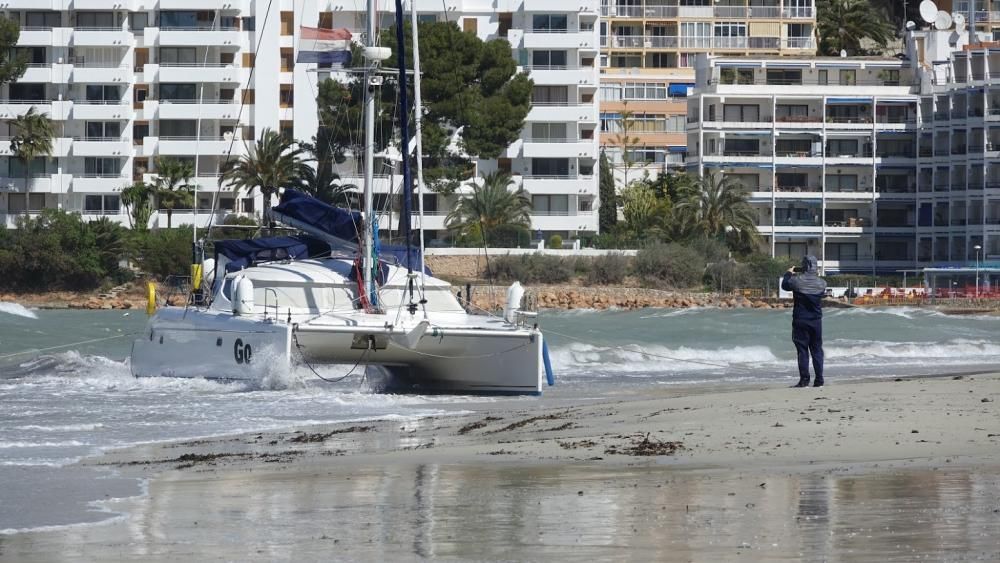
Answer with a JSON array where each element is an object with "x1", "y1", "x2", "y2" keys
[
  {"x1": 953, "y1": 13, "x2": 966, "y2": 30},
  {"x1": 840, "y1": 49, "x2": 847, "y2": 58},
  {"x1": 919, "y1": 0, "x2": 938, "y2": 23},
  {"x1": 934, "y1": 10, "x2": 952, "y2": 30},
  {"x1": 906, "y1": 20, "x2": 917, "y2": 30}
]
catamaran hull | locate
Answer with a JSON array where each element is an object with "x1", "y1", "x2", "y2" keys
[{"x1": 131, "y1": 308, "x2": 546, "y2": 395}]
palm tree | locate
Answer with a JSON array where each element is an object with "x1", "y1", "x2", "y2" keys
[
  {"x1": 8, "y1": 107, "x2": 54, "y2": 215},
  {"x1": 152, "y1": 157, "x2": 194, "y2": 229},
  {"x1": 445, "y1": 171, "x2": 532, "y2": 245},
  {"x1": 675, "y1": 174, "x2": 760, "y2": 253},
  {"x1": 297, "y1": 139, "x2": 357, "y2": 208},
  {"x1": 816, "y1": 0, "x2": 894, "y2": 56},
  {"x1": 221, "y1": 128, "x2": 309, "y2": 222},
  {"x1": 120, "y1": 180, "x2": 154, "y2": 231}
]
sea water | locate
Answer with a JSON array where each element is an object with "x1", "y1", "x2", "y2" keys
[{"x1": 1, "y1": 304, "x2": 998, "y2": 533}]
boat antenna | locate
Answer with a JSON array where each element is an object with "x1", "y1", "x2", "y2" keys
[{"x1": 409, "y1": 0, "x2": 427, "y2": 304}]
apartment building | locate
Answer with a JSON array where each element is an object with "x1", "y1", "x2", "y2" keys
[
  {"x1": 598, "y1": 0, "x2": 816, "y2": 183},
  {"x1": 0, "y1": 0, "x2": 600, "y2": 241},
  {"x1": 685, "y1": 29, "x2": 1000, "y2": 273},
  {"x1": 327, "y1": 0, "x2": 601, "y2": 242}
]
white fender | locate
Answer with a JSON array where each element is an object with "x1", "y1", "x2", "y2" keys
[
  {"x1": 504, "y1": 281, "x2": 524, "y2": 324},
  {"x1": 233, "y1": 276, "x2": 255, "y2": 316},
  {"x1": 201, "y1": 258, "x2": 216, "y2": 292}
]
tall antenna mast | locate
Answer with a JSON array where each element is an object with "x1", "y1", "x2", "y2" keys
[{"x1": 362, "y1": 0, "x2": 378, "y2": 309}]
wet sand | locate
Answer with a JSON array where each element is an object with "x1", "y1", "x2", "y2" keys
[{"x1": 3, "y1": 374, "x2": 999, "y2": 561}]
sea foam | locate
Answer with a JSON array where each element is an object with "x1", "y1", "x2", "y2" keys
[{"x1": 0, "y1": 302, "x2": 38, "y2": 319}]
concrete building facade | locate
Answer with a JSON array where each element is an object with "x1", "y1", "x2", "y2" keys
[
  {"x1": 598, "y1": 0, "x2": 816, "y2": 184},
  {"x1": 685, "y1": 30, "x2": 1000, "y2": 273},
  {"x1": 0, "y1": 0, "x2": 601, "y2": 242}
]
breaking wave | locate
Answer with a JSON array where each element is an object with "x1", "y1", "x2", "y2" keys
[
  {"x1": 825, "y1": 338, "x2": 1000, "y2": 361},
  {"x1": 549, "y1": 342, "x2": 779, "y2": 375},
  {"x1": 0, "y1": 302, "x2": 37, "y2": 319}
]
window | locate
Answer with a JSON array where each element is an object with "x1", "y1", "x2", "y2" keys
[
  {"x1": 158, "y1": 47, "x2": 196, "y2": 65},
  {"x1": 775, "y1": 242, "x2": 808, "y2": 259},
  {"x1": 680, "y1": 22, "x2": 710, "y2": 48},
  {"x1": 623, "y1": 82, "x2": 668, "y2": 100},
  {"x1": 84, "y1": 195, "x2": 120, "y2": 214},
  {"x1": 880, "y1": 69, "x2": 900, "y2": 85},
  {"x1": 827, "y1": 139, "x2": 859, "y2": 156},
  {"x1": 417, "y1": 14, "x2": 437, "y2": 23},
  {"x1": 241, "y1": 198, "x2": 255, "y2": 213},
  {"x1": 280, "y1": 48, "x2": 294, "y2": 71},
  {"x1": 498, "y1": 13, "x2": 512, "y2": 36},
  {"x1": 599, "y1": 84, "x2": 621, "y2": 101},
  {"x1": 713, "y1": 22, "x2": 746, "y2": 44},
  {"x1": 719, "y1": 68, "x2": 754, "y2": 85},
  {"x1": 646, "y1": 52, "x2": 674, "y2": 68},
  {"x1": 463, "y1": 18, "x2": 477, "y2": 34},
  {"x1": 159, "y1": 83, "x2": 197, "y2": 100},
  {"x1": 25, "y1": 11, "x2": 60, "y2": 28},
  {"x1": 531, "y1": 158, "x2": 570, "y2": 176},
  {"x1": 839, "y1": 69, "x2": 857, "y2": 86},
  {"x1": 611, "y1": 53, "x2": 642, "y2": 68},
  {"x1": 726, "y1": 173, "x2": 759, "y2": 190},
  {"x1": 630, "y1": 113, "x2": 668, "y2": 132},
  {"x1": 5, "y1": 69, "x2": 45, "y2": 93},
  {"x1": 159, "y1": 120, "x2": 197, "y2": 137},
  {"x1": 532, "y1": 195, "x2": 569, "y2": 214},
  {"x1": 625, "y1": 149, "x2": 665, "y2": 164},
  {"x1": 16, "y1": 47, "x2": 46, "y2": 65},
  {"x1": 279, "y1": 85, "x2": 293, "y2": 108},
  {"x1": 85, "y1": 85, "x2": 120, "y2": 102},
  {"x1": 775, "y1": 104, "x2": 809, "y2": 121},
  {"x1": 600, "y1": 112, "x2": 621, "y2": 133},
  {"x1": 76, "y1": 12, "x2": 115, "y2": 28},
  {"x1": 133, "y1": 122, "x2": 149, "y2": 144},
  {"x1": 825, "y1": 243, "x2": 858, "y2": 261},
  {"x1": 7, "y1": 157, "x2": 52, "y2": 177},
  {"x1": 85, "y1": 121, "x2": 122, "y2": 139},
  {"x1": 826, "y1": 174, "x2": 858, "y2": 191},
  {"x1": 817, "y1": 69, "x2": 828, "y2": 85},
  {"x1": 279, "y1": 120, "x2": 293, "y2": 139},
  {"x1": 532, "y1": 14, "x2": 568, "y2": 32},
  {"x1": 531, "y1": 123, "x2": 568, "y2": 141},
  {"x1": 129, "y1": 12, "x2": 148, "y2": 31},
  {"x1": 532, "y1": 50, "x2": 568, "y2": 68},
  {"x1": 7, "y1": 193, "x2": 47, "y2": 213},
  {"x1": 724, "y1": 138, "x2": 759, "y2": 155},
  {"x1": 280, "y1": 11, "x2": 294, "y2": 35},
  {"x1": 241, "y1": 16, "x2": 255, "y2": 31},
  {"x1": 532, "y1": 86, "x2": 568, "y2": 104},
  {"x1": 723, "y1": 104, "x2": 761, "y2": 122},
  {"x1": 159, "y1": 11, "x2": 207, "y2": 28},
  {"x1": 766, "y1": 69, "x2": 801, "y2": 85},
  {"x1": 776, "y1": 173, "x2": 809, "y2": 190},
  {"x1": 84, "y1": 157, "x2": 121, "y2": 176}
]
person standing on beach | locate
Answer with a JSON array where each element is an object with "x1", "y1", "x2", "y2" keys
[{"x1": 782, "y1": 255, "x2": 827, "y2": 387}]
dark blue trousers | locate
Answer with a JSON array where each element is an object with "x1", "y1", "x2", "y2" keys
[{"x1": 792, "y1": 319, "x2": 823, "y2": 381}]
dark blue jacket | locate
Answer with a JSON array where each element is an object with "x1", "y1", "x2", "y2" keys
[{"x1": 782, "y1": 256, "x2": 827, "y2": 321}]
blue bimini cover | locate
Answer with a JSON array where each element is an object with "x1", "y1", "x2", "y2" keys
[
  {"x1": 272, "y1": 189, "x2": 363, "y2": 243},
  {"x1": 214, "y1": 236, "x2": 329, "y2": 273}
]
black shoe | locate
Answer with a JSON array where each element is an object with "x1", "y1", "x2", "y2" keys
[
  {"x1": 813, "y1": 378, "x2": 824, "y2": 387},
  {"x1": 792, "y1": 379, "x2": 810, "y2": 388}
]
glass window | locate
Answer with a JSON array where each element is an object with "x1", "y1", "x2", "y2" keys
[
  {"x1": 10, "y1": 83, "x2": 45, "y2": 101},
  {"x1": 531, "y1": 51, "x2": 568, "y2": 67},
  {"x1": 530, "y1": 158, "x2": 569, "y2": 176},
  {"x1": 531, "y1": 86, "x2": 568, "y2": 104},
  {"x1": 839, "y1": 69, "x2": 857, "y2": 86},
  {"x1": 77, "y1": 12, "x2": 115, "y2": 28},
  {"x1": 85, "y1": 85, "x2": 120, "y2": 102},
  {"x1": 158, "y1": 47, "x2": 197, "y2": 65},
  {"x1": 25, "y1": 11, "x2": 60, "y2": 28},
  {"x1": 85, "y1": 195, "x2": 103, "y2": 212},
  {"x1": 159, "y1": 120, "x2": 197, "y2": 137},
  {"x1": 84, "y1": 157, "x2": 121, "y2": 176},
  {"x1": 160, "y1": 83, "x2": 197, "y2": 100},
  {"x1": 532, "y1": 14, "x2": 568, "y2": 31},
  {"x1": 129, "y1": 12, "x2": 149, "y2": 30},
  {"x1": 599, "y1": 84, "x2": 621, "y2": 101},
  {"x1": 766, "y1": 69, "x2": 802, "y2": 85}
]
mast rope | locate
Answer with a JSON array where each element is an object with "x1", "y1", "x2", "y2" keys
[{"x1": 0, "y1": 333, "x2": 139, "y2": 361}]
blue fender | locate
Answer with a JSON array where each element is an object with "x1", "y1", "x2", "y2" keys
[{"x1": 542, "y1": 339, "x2": 555, "y2": 386}]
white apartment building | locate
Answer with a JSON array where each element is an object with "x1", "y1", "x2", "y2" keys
[
  {"x1": 686, "y1": 29, "x2": 1000, "y2": 273},
  {"x1": 327, "y1": 0, "x2": 601, "y2": 242},
  {"x1": 0, "y1": 0, "x2": 600, "y2": 242}
]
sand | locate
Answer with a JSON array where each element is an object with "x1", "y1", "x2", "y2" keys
[{"x1": 2, "y1": 374, "x2": 999, "y2": 561}]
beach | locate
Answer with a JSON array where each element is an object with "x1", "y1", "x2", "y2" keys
[{"x1": 3, "y1": 373, "x2": 998, "y2": 561}]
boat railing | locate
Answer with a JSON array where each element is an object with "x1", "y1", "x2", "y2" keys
[{"x1": 262, "y1": 287, "x2": 279, "y2": 322}]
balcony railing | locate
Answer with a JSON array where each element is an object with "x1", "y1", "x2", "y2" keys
[
  {"x1": 775, "y1": 218, "x2": 821, "y2": 227},
  {"x1": 776, "y1": 150, "x2": 820, "y2": 157},
  {"x1": 748, "y1": 7, "x2": 780, "y2": 18},
  {"x1": 715, "y1": 76, "x2": 912, "y2": 87},
  {"x1": 782, "y1": 6, "x2": 814, "y2": 18},
  {"x1": 159, "y1": 62, "x2": 234, "y2": 68},
  {"x1": 714, "y1": 6, "x2": 746, "y2": 18},
  {"x1": 775, "y1": 185, "x2": 821, "y2": 192},
  {"x1": 528, "y1": 27, "x2": 576, "y2": 34},
  {"x1": 158, "y1": 98, "x2": 237, "y2": 104},
  {"x1": 525, "y1": 137, "x2": 583, "y2": 143},
  {"x1": 783, "y1": 38, "x2": 815, "y2": 49},
  {"x1": 159, "y1": 25, "x2": 240, "y2": 31},
  {"x1": 748, "y1": 37, "x2": 780, "y2": 49}
]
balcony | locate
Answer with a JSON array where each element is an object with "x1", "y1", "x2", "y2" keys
[
  {"x1": 72, "y1": 27, "x2": 132, "y2": 47},
  {"x1": 521, "y1": 174, "x2": 596, "y2": 194},
  {"x1": 522, "y1": 138, "x2": 596, "y2": 158},
  {"x1": 70, "y1": 63, "x2": 131, "y2": 83},
  {"x1": 72, "y1": 137, "x2": 132, "y2": 157},
  {"x1": 72, "y1": 174, "x2": 131, "y2": 192},
  {"x1": 524, "y1": 65, "x2": 596, "y2": 87},
  {"x1": 154, "y1": 63, "x2": 242, "y2": 83},
  {"x1": 70, "y1": 101, "x2": 131, "y2": 120},
  {"x1": 523, "y1": 28, "x2": 595, "y2": 50},
  {"x1": 747, "y1": 6, "x2": 780, "y2": 18},
  {"x1": 155, "y1": 99, "x2": 240, "y2": 120},
  {"x1": 156, "y1": 27, "x2": 242, "y2": 47},
  {"x1": 156, "y1": 136, "x2": 243, "y2": 156},
  {"x1": 782, "y1": 6, "x2": 814, "y2": 18},
  {"x1": 782, "y1": 38, "x2": 815, "y2": 50},
  {"x1": 526, "y1": 103, "x2": 597, "y2": 123},
  {"x1": 775, "y1": 185, "x2": 821, "y2": 194}
]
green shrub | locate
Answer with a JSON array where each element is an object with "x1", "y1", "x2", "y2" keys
[
  {"x1": 548, "y1": 234, "x2": 563, "y2": 249},
  {"x1": 587, "y1": 253, "x2": 629, "y2": 285},
  {"x1": 486, "y1": 254, "x2": 574, "y2": 284},
  {"x1": 704, "y1": 260, "x2": 751, "y2": 292},
  {"x1": 634, "y1": 242, "x2": 706, "y2": 289},
  {"x1": 0, "y1": 210, "x2": 126, "y2": 291},
  {"x1": 133, "y1": 226, "x2": 194, "y2": 280}
]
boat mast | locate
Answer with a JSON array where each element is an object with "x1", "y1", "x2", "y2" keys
[
  {"x1": 362, "y1": 0, "x2": 377, "y2": 308},
  {"x1": 409, "y1": 0, "x2": 427, "y2": 293}
]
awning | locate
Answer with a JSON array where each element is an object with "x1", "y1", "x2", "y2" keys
[
  {"x1": 764, "y1": 62, "x2": 810, "y2": 68},
  {"x1": 827, "y1": 97, "x2": 873, "y2": 103},
  {"x1": 668, "y1": 83, "x2": 695, "y2": 96},
  {"x1": 668, "y1": 146, "x2": 687, "y2": 153},
  {"x1": 815, "y1": 62, "x2": 864, "y2": 68},
  {"x1": 214, "y1": 236, "x2": 330, "y2": 274},
  {"x1": 716, "y1": 61, "x2": 762, "y2": 68},
  {"x1": 876, "y1": 98, "x2": 917, "y2": 104},
  {"x1": 271, "y1": 188, "x2": 362, "y2": 245}
]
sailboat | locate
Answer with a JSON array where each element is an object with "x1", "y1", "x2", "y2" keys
[{"x1": 129, "y1": 0, "x2": 553, "y2": 394}]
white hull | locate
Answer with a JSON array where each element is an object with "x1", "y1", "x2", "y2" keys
[{"x1": 131, "y1": 259, "x2": 549, "y2": 395}]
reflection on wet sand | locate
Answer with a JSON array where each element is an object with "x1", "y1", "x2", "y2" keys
[{"x1": 3, "y1": 465, "x2": 998, "y2": 561}]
